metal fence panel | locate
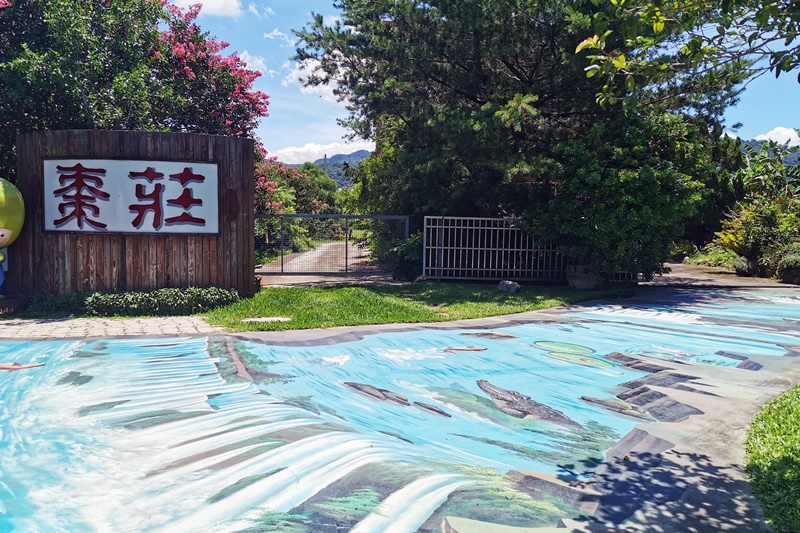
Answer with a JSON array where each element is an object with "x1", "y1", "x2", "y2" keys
[
  {"x1": 423, "y1": 216, "x2": 569, "y2": 281},
  {"x1": 255, "y1": 214, "x2": 409, "y2": 275}
]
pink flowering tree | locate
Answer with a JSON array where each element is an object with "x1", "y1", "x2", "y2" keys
[
  {"x1": 253, "y1": 157, "x2": 306, "y2": 257},
  {"x1": 254, "y1": 158, "x2": 297, "y2": 217},
  {"x1": 153, "y1": 3, "x2": 268, "y2": 138},
  {"x1": 253, "y1": 154, "x2": 341, "y2": 258}
]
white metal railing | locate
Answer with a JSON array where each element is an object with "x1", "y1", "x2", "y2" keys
[{"x1": 422, "y1": 216, "x2": 569, "y2": 281}]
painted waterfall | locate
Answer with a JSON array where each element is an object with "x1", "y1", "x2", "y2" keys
[{"x1": 0, "y1": 288, "x2": 798, "y2": 532}]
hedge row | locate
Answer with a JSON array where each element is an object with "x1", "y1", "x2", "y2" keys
[{"x1": 21, "y1": 287, "x2": 240, "y2": 318}]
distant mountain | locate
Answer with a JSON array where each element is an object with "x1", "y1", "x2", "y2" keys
[
  {"x1": 313, "y1": 150, "x2": 372, "y2": 189},
  {"x1": 313, "y1": 150, "x2": 371, "y2": 167},
  {"x1": 283, "y1": 150, "x2": 371, "y2": 189}
]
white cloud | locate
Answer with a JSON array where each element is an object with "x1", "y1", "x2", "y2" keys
[
  {"x1": 754, "y1": 126, "x2": 800, "y2": 147},
  {"x1": 172, "y1": 0, "x2": 243, "y2": 18},
  {"x1": 239, "y1": 50, "x2": 268, "y2": 74},
  {"x1": 323, "y1": 15, "x2": 341, "y2": 26},
  {"x1": 282, "y1": 59, "x2": 340, "y2": 104},
  {"x1": 264, "y1": 28, "x2": 295, "y2": 47},
  {"x1": 271, "y1": 141, "x2": 375, "y2": 165},
  {"x1": 247, "y1": 3, "x2": 275, "y2": 18}
]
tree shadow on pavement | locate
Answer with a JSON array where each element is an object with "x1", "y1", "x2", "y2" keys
[{"x1": 564, "y1": 448, "x2": 770, "y2": 532}]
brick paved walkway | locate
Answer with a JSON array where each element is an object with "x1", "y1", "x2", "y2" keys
[{"x1": 0, "y1": 316, "x2": 222, "y2": 340}]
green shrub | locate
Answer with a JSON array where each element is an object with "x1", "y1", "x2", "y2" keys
[
  {"x1": 391, "y1": 232, "x2": 423, "y2": 280},
  {"x1": 17, "y1": 292, "x2": 90, "y2": 318},
  {"x1": 84, "y1": 287, "x2": 240, "y2": 317},
  {"x1": 712, "y1": 143, "x2": 800, "y2": 276},
  {"x1": 524, "y1": 115, "x2": 695, "y2": 280},
  {"x1": 716, "y1": 200, "x2": 800, "y2": 273},
  {"x1": 733, "y1": 255, "x2": 757, "y2": 277},
  {"x1": 777, "y1": 253, "x2": 800, "y2": 284},
  {"x1": 683, "y1": 243, "x2": 736, "y2": 268},
  {"x1": 780, "y1": 241, "x2": 800, "y2": 257},
  {"x1": 669, "y1": 240, "x2": 698, "y2": 262},
  {"x1": 351, "y1": 218, "x2": 407, "y2": 269}
]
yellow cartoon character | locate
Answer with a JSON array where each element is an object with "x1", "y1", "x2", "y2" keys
[{"x1": 0, "y1": 178, "x2": 25, "y2": 298}]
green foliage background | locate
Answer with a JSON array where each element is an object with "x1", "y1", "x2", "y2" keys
[{"x1": 295, "y1": 0, "x2": 745, "y2": 278}]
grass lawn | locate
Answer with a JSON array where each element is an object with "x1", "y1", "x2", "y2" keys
[
  {"x1": 746, "y1": 384, "x2": 800, "y2": 532},
  {"x1": 205, "y1": 282, "x2": 633, "y2": 332}
]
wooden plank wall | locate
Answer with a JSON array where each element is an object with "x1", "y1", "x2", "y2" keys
[{"x1": 9, "y1": 130, "x2": 255, "y2": 296}]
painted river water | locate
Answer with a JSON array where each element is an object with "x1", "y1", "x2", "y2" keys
[{"x1": 0, "y1": 287, "x2": 798, "y2": 531}]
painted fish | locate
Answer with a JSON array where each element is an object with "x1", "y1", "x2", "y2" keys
[{"x1": 443, "y1": 346, "x2": 487, "y2": 354}]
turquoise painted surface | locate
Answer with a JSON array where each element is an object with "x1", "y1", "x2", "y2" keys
[
  {"x1": 567, "y1": 289, "x2": 800, "y2": 366},
  {"x1": 0, "y1": 288, "x2": 798, "y2": 531}
]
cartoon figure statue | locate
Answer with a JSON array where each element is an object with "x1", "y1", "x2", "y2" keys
[{"x1": 0, "y1": 178, "x2": 25, "y2": 298}]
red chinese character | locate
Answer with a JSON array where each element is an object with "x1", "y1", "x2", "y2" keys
[
  {"x1": 165, "y1": 169, "x2": 206, "y2": 226},
  {"x1": 129, "y1": 184, "x2": 164, "y2": 229},
  {"x1": 169, "y1": 167, "x2": 205, "y2": 186},
  {"x1": 167, "y1": 188, "x2": 203, "y2": 210},
  {"x1": 165, "y1": 212, "x2": 205, "y2": 225},
  {"x1": 165, "y1": 187, "x2": 205, "y2": 225},
  {"x1": 53, "y1": 163, "x2": 110, "y2": 229},
  {"x1": 128, "y1": 166, "x2": 208, "y2": 229},
  {"x1": 130, "y1": 167, "x2": 164, "y2": 182}
]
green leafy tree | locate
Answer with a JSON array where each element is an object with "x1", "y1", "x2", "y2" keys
[
  {"x1": 294, "y1": 162, "x2": 337, "y2": 213},
  {"x1": 253, "y1": 158, "x2": 305, "y2": 257},
  {"x1": 253, "y1": 158, "x2": 342, "y2": 258},
  {"x1": 296, "y1": 0, "x2": 742, "y2": 277},
  {"x1": 576, "y1": 0, "x2": 799, "y2": 109},
  {"x1": 0, "y1": 0, "x2": 162, "y2": 180},
  {"x1": 296, "y1": 0, "x2": 616, "y2": 227},
  {"x1": 0, "y1": 0, "x2": 268, "y2": 183},
  {"x1": 525, "y1": 113, "x2": 711, "y2": 278},
  {"x1": 737, "y1": 141, "x2": 800, "y2": 200},
  {"x1": 335, "y1": 182, "x2": 362, "y2": 215},
  {"x1": 715, "y1": 141, "x2": 800, "y2": 275}
]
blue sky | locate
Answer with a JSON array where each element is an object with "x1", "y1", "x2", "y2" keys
[
  {"x1": 176, "y1": 0, "x2": 369, "y2": 164},
  {"x1": 182, "y1": 0, "x2": 800, "y2": 163}
]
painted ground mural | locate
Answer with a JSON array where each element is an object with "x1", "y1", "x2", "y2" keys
[{"x1": 1, "y1": 287, "x2": 799, "y2": 531}]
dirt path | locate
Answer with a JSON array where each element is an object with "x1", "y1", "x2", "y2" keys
[
  {"x1": 257, "y1": 241, "x2": 380, "y2": 274},
  {"x1": 646, "y1": 261, "x2": 786, "y2": 287}
]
